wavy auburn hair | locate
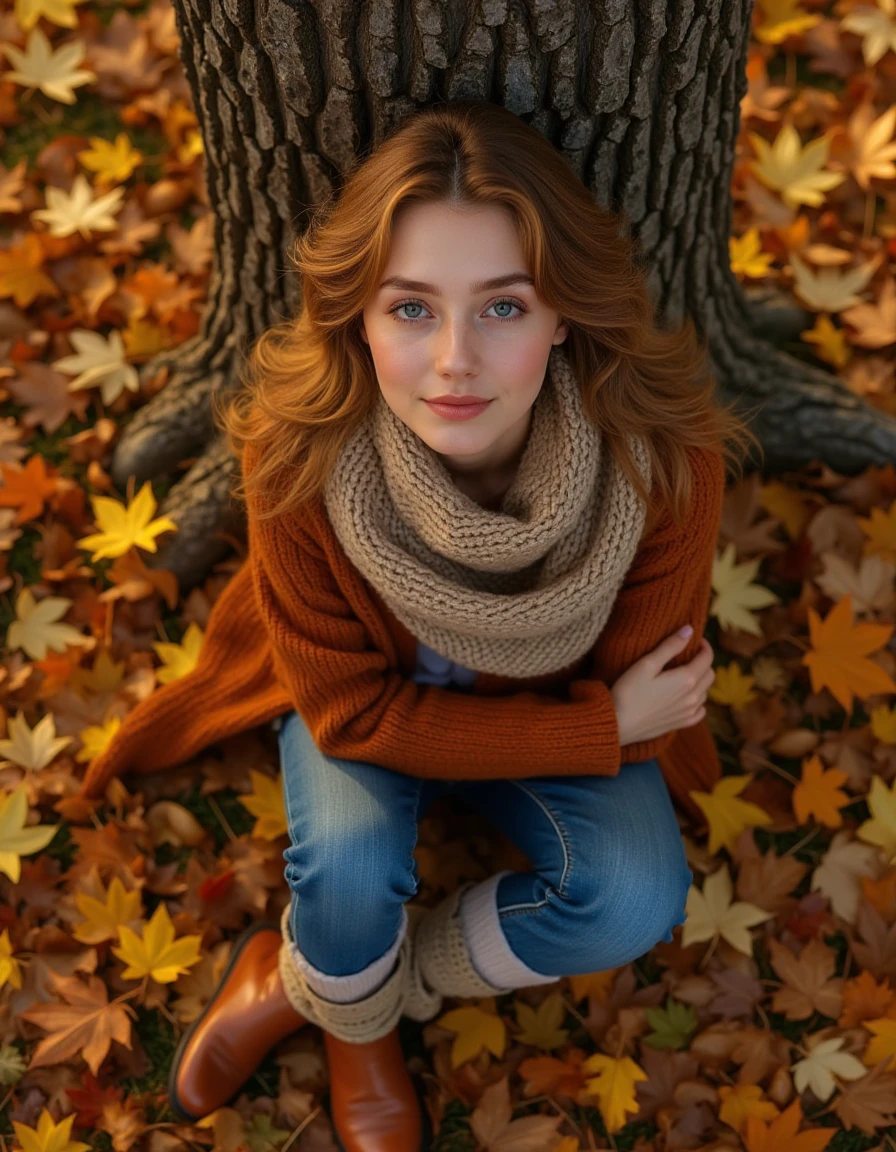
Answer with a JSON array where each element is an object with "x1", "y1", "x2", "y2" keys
[{"x1": 214, "y1": 99, "x2": 761, "y2": 535}]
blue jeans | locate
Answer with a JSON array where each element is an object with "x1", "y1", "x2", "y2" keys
[{"x1": 278, "y1": 708, "x2": 693, "y2": 977}]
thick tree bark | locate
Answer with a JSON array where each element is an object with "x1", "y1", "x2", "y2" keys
[{"x1": 116, "y1": 0, "x2": 896, "y2": 588}]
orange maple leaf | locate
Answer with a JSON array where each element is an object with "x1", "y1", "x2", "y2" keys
[
  {"x1": 792, "y1": 754, "x2": 851, "y2": 828},
  {"x1": 744, "y1": 1096, "x2": 837, "y2": 1151},
  {"x1": 802, "y1": 594, "x2": 896, "y2": 713},
  {"x1": 0, "y1": 455, "x2": 58, "y2": 523}
]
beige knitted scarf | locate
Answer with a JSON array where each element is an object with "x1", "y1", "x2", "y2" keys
[{"x1": 322, "y1": 343, "x2": 652, "y2": 678}]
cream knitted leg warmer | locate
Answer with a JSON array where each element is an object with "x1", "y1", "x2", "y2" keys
[
  {"x1": 403, "y1": 882, "x2": 511, "y2": 1023},
  {"x1": 277, "y1": 905, "x2": 409, "y2": 1044}
]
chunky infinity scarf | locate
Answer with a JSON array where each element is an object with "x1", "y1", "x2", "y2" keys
[{"x1": 322, "y1": 343, "x2": 652, "y2": 678}]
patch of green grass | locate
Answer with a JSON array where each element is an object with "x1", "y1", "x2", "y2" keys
[
  {"x1": 178, "y1": 786, "x2": 257, "y2": 851},
  {"x1": 432, "y1": 1098, "x2": 474, "y2": 1152},
  {"x1": 42, "y1": 820, "x2": 77, "y2": 871},
  {"x1": 120, "y1": 1005, "x2": 177, "y2": 1099}
]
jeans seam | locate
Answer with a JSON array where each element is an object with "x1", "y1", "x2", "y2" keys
[{"x1": 499, "y1": 779, "x2": 573, "y2": 908}]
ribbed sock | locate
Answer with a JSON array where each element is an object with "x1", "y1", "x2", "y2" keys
[
  {"x1": 289, "y1": 904, "x2": 408, "y2": 1003},
  {"x1": 459, "y1": 871, "x2": 559, "y2": 988}
]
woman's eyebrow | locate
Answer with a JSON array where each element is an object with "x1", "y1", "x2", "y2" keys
[{"x1": 378, "y1": 273, "x2": 534, "y2": 295}]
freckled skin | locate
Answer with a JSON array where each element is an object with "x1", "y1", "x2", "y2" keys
[{"x1": 359, "y1": 200, "x2": 568, "y2": 506}]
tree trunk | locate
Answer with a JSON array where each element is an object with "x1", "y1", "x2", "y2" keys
[{"x1": 116, "y1": 0, "x2": 896, "y2": 589}]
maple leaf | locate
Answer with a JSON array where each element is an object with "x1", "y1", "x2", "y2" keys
[
  {"x1": 0, "y1": 26, "x2": 95, "y2": 105},
  {"x1": 788, "y1": 251, "x2": 881, "y2": 312},
  {"x1": 73, "y1": 873, "x2": 143, "y2": 945},
  {"x1": 767, "y1": 936, "x2": 843, "y2": 1020},
  {"x1": 110, "y1": 901, "x2": 202, "y2": 983},
  {"x1": 0, "y1": 454, "x2": 58, "y2": 523},
  {"x1": 51, "y1": 329, "x2": 140, "y2": 405},
  {"x1": 840, "y1": 277, "x2": 896, "y2": 348},
  {"x1": 77, "y1": 132, "x2": 144, "y2": 185},
  {"x1": 802, "y1": 594, "x2": 896, "y2": 713},
  {"x1": 681, "y1": 863, "x2": 774, "y2": 956},
  {"x1": 512, "y1": 991, "x2": 569, "y2": 1049},
  {"x1": 581, "y1": 1051, "x2": 648, "y2": 1134},
  {"x1": 855, "y1": 775, "x2": 896, "y2": 864},
  {"x1": 718, "y1": 1082, "x2": 779, "y2": 1136},
  {"x1": 0, "y1": 928, "x2": 23, "y2": 991},
  {"x1": 800, "y1": 313, "x2": 852, "y2": 370},
  {"x1": 74, "y1": 716, "x2": 122, "y2": 765},
  {"x1": 11, "y1": 1109, "x2": 91, "y2": 1152},
  {"x1": 744, "y1": 1095, "x2": 839, "y2": 1150},
  {"x1": 0, "y1": 233, "x2": 60, "y2": 308},
  {"x1": 792, "y1": 754, "x2": 851, "y2": 828},
  {"x1": 469, "y1": 1076, "x2": 562, "y2": 1151},
  {"x1": 707, "y1": 660, "x2": 759, "y2": 710},
  {"x1": 846, "y1": 103, "x2": 896, "y2": 190},
  {"x1": 641, "y1": 996, "x2": 697, "y2": 1050},
  {"x1": 811, "y1": 831, "x2": 887, "y2": 925},
  {"x1": 14, "y1": 0, "x2": 89, "y2": 31},
  {"x1": 730, "y1": 227, "x2": 776, "y2": 278},
  {"x1": 238, "y1": 768, "x2": 288, "y2": 840},
  {"x1": 0, "y1": 785, "x2": 59, "y2": 883},
  {"x1": 31, "y1": 173, "x2": 124, "y2": 240},
  {"x1": 0, "y1": 709, "x2": 72, "y2": 772},
  {"x1": 151, "y1": 620, "x2": 204, "y2": 684},
  {"x1": 690, "y1": 773, "x2": 774, "y2": 856},
  {"x1": 21, "y1": 970, "x2": 134, "y2": 1076},
  {"x1": 841, "y1": 0, "x2": 896, "y2": 67},
  {"x1": 436, "y1": 1003, "x2": 506, "y2": 1068},
  {"x1": 747, "y1": 123, "x2": 846, "y2": 208},
  {"x1": 6, "y1": 586, "x2": 91, "y2": 660},
  {"x1": 791, "y1": 1036, "x2": 868, "y2": 1102},
  {"x1": 753, "y1": 0, "x2": 822, "y2": 45},
  {"x1": 857, "y1": 499, "x2": 896, "y2": 564},
  {"x1": 833, "y1": 1057, "x2": 896, "y2": 1131},
  {"x1": 710, "y1": 541, "x2": 780, "y2": 634},
  {"x1": 76, "y1": 481, "x2": 178, "y2": 561}
]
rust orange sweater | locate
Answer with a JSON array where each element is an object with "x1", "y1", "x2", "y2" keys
[{"x1": 78, "y1": 441, "x2": 727, "y2": 827}]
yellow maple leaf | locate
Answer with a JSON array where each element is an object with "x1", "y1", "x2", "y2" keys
[
  {"x1": 513, "y1": 991, "x2": 569, "y2": 1049},
  {"x1": 870, "y1": 704, "x2": 896, "y2": 744},
  {"x1": 12, "y1": 1109, "x2": 90, "y2": 1152},
  {"x1": 802, "y1": 593, "x2": 896, "y2": 713},
  {"x1": 748, "y1": 123, "x2": 845, "y2": 209},
  {"x1": 792, "y1": 755, "x2": 850, "y2": 829},
  {"x1": 0, "y1": 26, "x2": 95, "y2": 105},
  {"x1": 862, "y1": 1016, "x2": 896, "y2": 1071},
  {"x1": 707, "y1": 661, "x2": 758, "y2": 710},
  {"x1": 855, "y1": 776, "x2": 896, "y2": 865},
  {"x1": 6, "y1": 586, "x2": 91, "y2": 660},
  {"x1": 0, "y1": 233, "x2": 60, "y2": 308},
  {"x1": 77, "y1": 133, "x2": 144, "y2": 185},
  {"x1": 841, "y1": 0, "x2": 896, "y2": 68},
  {"x1": 710, "y1": 542, "x2": 780, "y2": 635},
  {"x1": 73, "y1": 874, "x2": 144, "y2": 945},
  {"x1": 14, "y1": 0, "x2": 89, "y2": 31},
  {"x1": 681, "y1": 863, "x2": 775, "y2": 956},
  {"x1": 759, "y1": 479, "x2": 814, "y2": 540},
  {"x1": 581, "y1": 1051, "x2": 648, "y2": 1134},
  {"x1": 77, "y1": 481, "x2": 178, "y2": 561},
  {"x1": 568, "y1": 969, "x2": 615, "y2": 1004},
  {"x1": 753, "y1": 0, "x2": 822, "y2": 44},
  {"x1": 31, "y1": 172, "x2": 124, "y2": 240},
  {"x1": 718, "y1": 1081, "x2": 779, "y2": 1136},
  {"x1": 436, "y1": 1003, "x2": 506, "y2": 1068},
  {"x1": 111, "y1": 901, "x2": 202, "y2": 983},
  {"x1": 690, "y1": 774, "x2": 773, "y2": 855},
  {"x1": 238, "y1": 769, "x2": 288, "y2": 840},
  {"x1": 152, "y1": 621, "x2": 204, "y2": 685},
  {"x1": 0, "y1": 785, "x2": 59, "y2": 884},
  {"x1": 857, "y1": 499, "x2": 896, "y2": 564},
  {"x1": 0, "y1": 928, "x2": 23, "y2": 991},
  {"x1": 0, "y1": 709, "x2": 72, "y2": 771},
  {"x1": 730, "y1": 227, "x2": 776, "y2": 278},
  {"x1": 51, "y1": 329, "x2": 140, "y2": 406},
  {"x1": 75, "y1": 716, "x2": 122, "y2": 765},
  {"x1": 800, "y1": 313, "x2": 852, "y2": 370}
]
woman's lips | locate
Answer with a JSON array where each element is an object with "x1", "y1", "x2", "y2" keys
[{"x1": 425, "y1": 399, "x2": 492, "y2": 420}]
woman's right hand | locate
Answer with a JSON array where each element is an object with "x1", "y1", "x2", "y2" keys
[{"x1": 610, "y1": 629, "x2": 715, "y2": 746}]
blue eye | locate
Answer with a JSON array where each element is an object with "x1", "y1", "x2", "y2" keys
[{"x1": 388, "y1": 297, "x2": 527, "y2": 325}]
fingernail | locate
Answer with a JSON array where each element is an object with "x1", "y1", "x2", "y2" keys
[{"x1": 679, "y1": 625, "x2": 693, "y2": 638}]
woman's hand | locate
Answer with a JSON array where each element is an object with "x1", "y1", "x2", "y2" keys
[{"x1": 610, "y1": 629, "x2": 715, "y2": 746}]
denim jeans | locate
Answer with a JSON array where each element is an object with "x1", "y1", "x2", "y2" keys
[{"x1": 278, "y1": 708, "x2": 693, "y2": 978}]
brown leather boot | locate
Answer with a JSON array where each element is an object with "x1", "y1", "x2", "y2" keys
[
  {"x1": 324, "y1": 1026, "x2": 432, "y2": 1152},
  {"x1": 168, "y1": 921, "x2": 309, "y2": 1121}
]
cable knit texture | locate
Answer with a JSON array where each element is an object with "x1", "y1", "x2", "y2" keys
[
  {"x1": 77, "y1": 357, "x2": 727, "y2": 827},
  {"x1": 278, "y1": 904, "x2": 408, "y2": 1043},
  {"x1": 322, "y1": 344, "x2": 651, "y2": 677}
]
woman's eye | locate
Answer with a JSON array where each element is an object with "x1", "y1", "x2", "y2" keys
[{"x1": 388, "y1": 297, "x2": 527, "y2": 325}]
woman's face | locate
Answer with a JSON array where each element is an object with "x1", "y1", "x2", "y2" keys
[{"x1": 359, "y1": 200, "x2": 568, "y2": 483}]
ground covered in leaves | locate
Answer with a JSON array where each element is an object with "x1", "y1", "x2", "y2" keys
[{"x1": 3, "y1": 0, "x2": 896, "y2": 1149}]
